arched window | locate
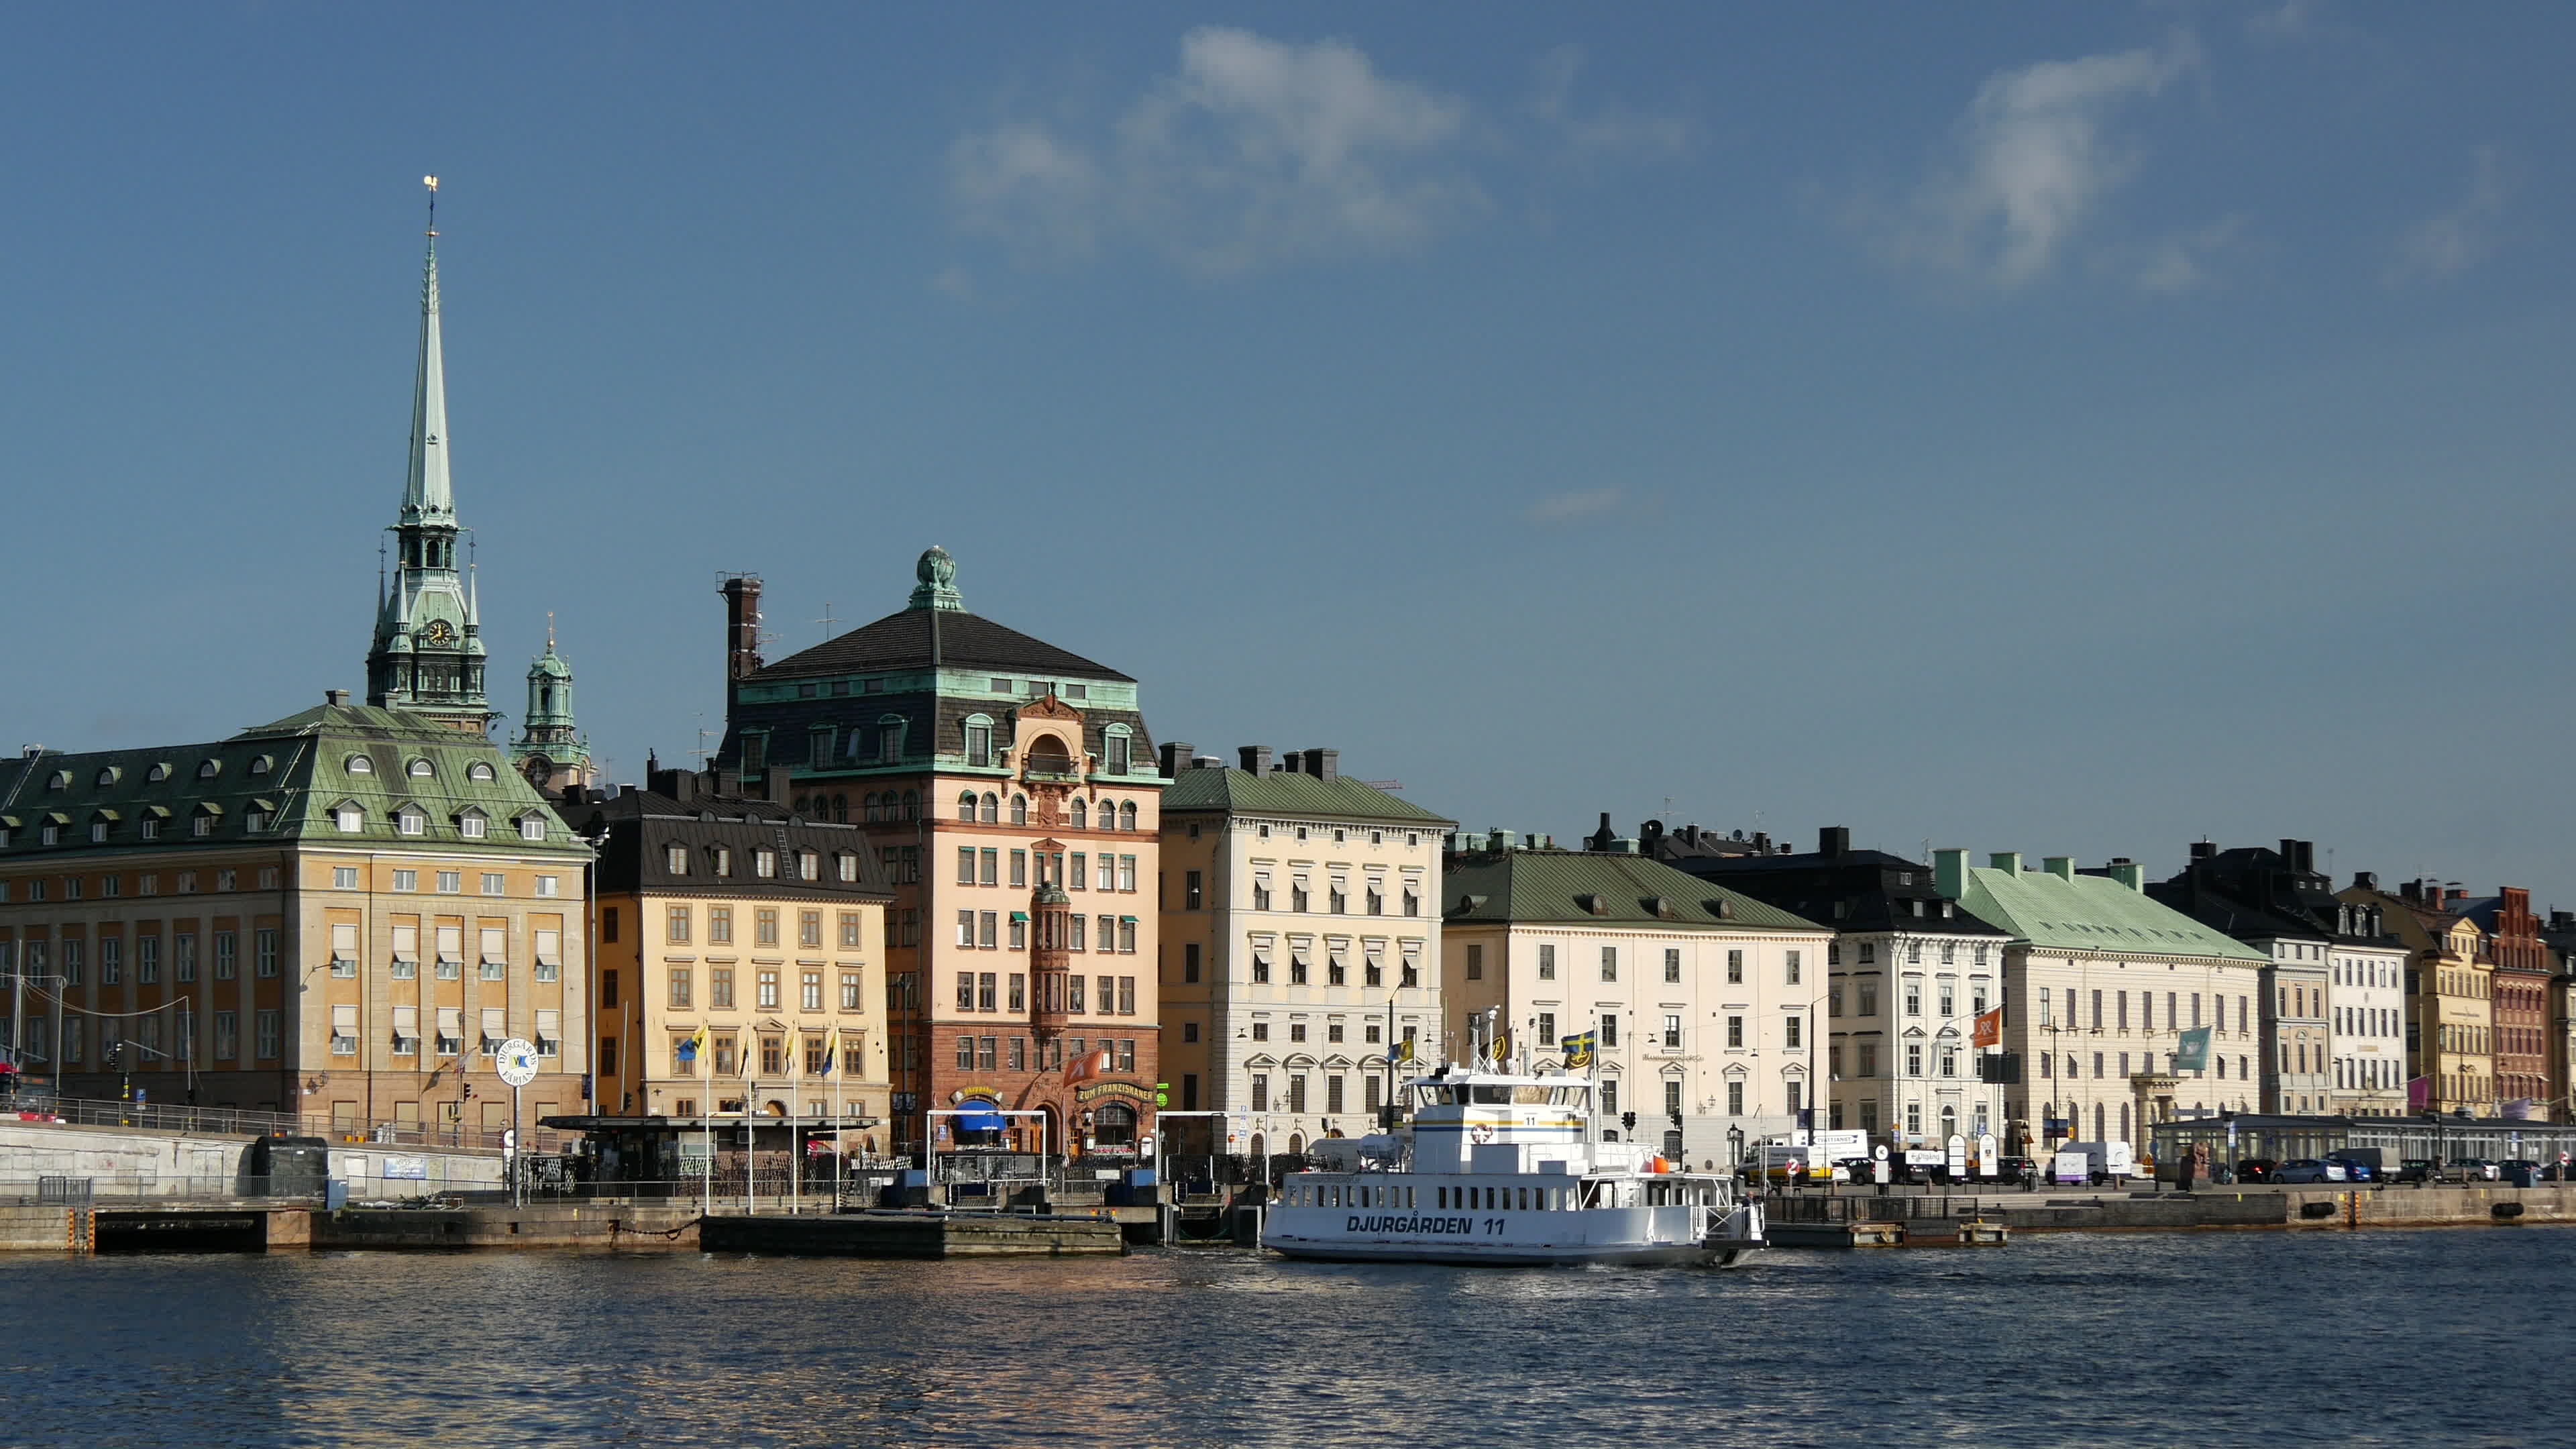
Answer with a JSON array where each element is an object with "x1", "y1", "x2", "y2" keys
[
  {"x1": 1069, "y1": 798, "x2": 1087, "y2": 830},
  {"x1": 1118, "y1": 801, "x2": 1138, "y2": 831},
  {"x1": 196, "y1": 759, "x2": 220, "y2": 780},
  {"x1": 958, "y1": 791, "x2": 977, "y2": 822},
  {"x1": 979, "y1": 792, "x2": 999, "y2": 824},
  {"x1": 963, "y1": 714, "x2": 996, "y2": 768},
  {"x1": 95, "y1": 767, "x2": 121, "y2": 787},
  {"x1": 407, "y1": 758, "x2": 435, "y2": 777},
  {"x1": 832, "y1": 793, "x2": 848, "y2": 823},
  {"x1": 466, "y1": 761, "x2": 494, "y2": 782},
  {"x1": 1010, "y1": 794, "x2": 1028, "y2": 826},
  {"x1": 147, "y1": 762, "x2": 172, "y2": 782},
  {"x1": 792, "y1": 794, "x2": 809, "y2": 815},
  {"x1": 1102, "y1": 724, "x2": 1134, "y2": 775},
  {"x1": 1092, "y1": 1103, "x2": 1138, "y2": 1148},
  {"x1": 902, "y1": 790, "x2": 918, "y2": 820},
  {"x1": 345, "y1": 754, "x2": 373, "y2": 775},
  {"x1": 861, "y1": 792, "x2": 879, "y2": 822}
]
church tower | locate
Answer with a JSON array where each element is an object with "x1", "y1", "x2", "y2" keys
[
  {"x1": 509, "y1": 619, "x2": 594, "y2": 796},
  {"x1": 366, "y1": 177, "x2": 494, "y2": 735}
]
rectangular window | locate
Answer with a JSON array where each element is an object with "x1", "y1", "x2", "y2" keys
[
  {"x1": 979, "y1": 912, "x2": 998, "y2": 949},
  {"x1": 1069, "y1": 977, "x2": 1087, "y2": 1014},
  {"x1": 981, "y1": 849, "x2": 999, "y2": 887},
  {"x1": 1183, "y1": 943, "x2": 1201, "y2": 983},
  {"x1": 1118, "y1": 976, "x2": 1136, "y2": 1015},
  {"x1": 957, "y1": 910, "x2": 977, "y2": 948},
  {"x1": 393, "y1": 869, "x2": 419, "y2": 892},
  {"x1": 481, "y1": 873, "x2": 505, "y2": 896},
  {"x1": 1786, "y1": 949, "x2": 1802, "y2": 985},
  {"x1": 256, "y1": 928, "x2": 279, "y2": 977},
  {"x1": 670, "y1": 968, "x2": 694, "y2": 1008},
  {"x1": 1600, "y1": 1015, "x2": 1619, "y2": 1048},
  {"x1": 1119, "y1": 857, "x2": 1137, "y2": 892},
  {"x1": 1464, "y1": 944, "x2": 1483, "y2": 980},
  {"x1": 1727, "y1": 1015, "x2": 1743, "y2": 1049},
  {"x1": 1073, "y1": 854, "x2": 1089, "y2": 891},
  {"x1": 1011, "y1": 850, "x2": 1028, "y2": 888},
  {"x1": 479, "y1": 927, "x2": 507, "y2": 980},
  {"x1": 213, "y1": 931, "x2": 236, "y2": 981},
  {"x1": 1251, "y1": 1075, "x2": 1270, "y2": 1112},
  {"x1": 1663, "y1": 1013, "x2": 1682, "y2": 1049},
  {"x1": 256, "y1": 1010, "x2": 282, "y2": 1061},
  {"x1": 1185, "y1": 870, "x2": 1203, "y2": 910},
  {"x1": 959, "y1": 847, "x2": 977, "y2": 885},
  {"x1": 756, "y1": 908, "x2": 780, "y2": 947},
  {"x1": 710, "y1": 967, "x2": 736, "y2": 1008},
  {"x1": 437, "y1": 871, "x2": 461, "y2": 894},
  {"x1": 1727, "y1": 950, "x2": 1743, "y2": 984},
  {"x1": 800, "y1": 910, "x2": 822, "y2": 949},
  {"x1": 1786, "y1": 1015, "x2": 1803, "y2": 1050},
  {"x1": 802, "y1": 971, "x2": 824, "y2": 1011},
  {"x1": 1537, "y1": 944, "x2": 1556, "y2": 980},
  {"x1": 708, "y1": 907, "x2": 733, "y2": 944},
  {"x1": 213, "y1": 1012, "x2": 237, "y2": 1061},
  {"x1": 842, "y1": 971, "x2": 865, "y2": 1012},
  {"x1": 1664, "y1": 948, "x2": 1681, "y2": 983},
  {"x1": 979, "y1": 973, "x2": 998, "y2": 1012},
  {"x1": 1601, "y1": 947, "x2": 1617, "y2": 981}
]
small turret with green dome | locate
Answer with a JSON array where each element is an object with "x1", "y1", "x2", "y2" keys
[{"x1": 508, "y1": 616, "x2": 592, "y2": 794}]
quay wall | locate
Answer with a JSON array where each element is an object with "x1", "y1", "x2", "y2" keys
[{"x1": 0, "y1": 1119, "x2": 504, "y2": 1197}]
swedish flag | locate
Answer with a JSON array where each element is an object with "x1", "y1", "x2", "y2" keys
[{"x1": 1559, "y1": 1030, "x2": 1597, "y2": 1068}]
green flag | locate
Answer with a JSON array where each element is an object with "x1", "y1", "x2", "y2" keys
[{"x1": 2174, "y1": 1026, "x2": 2212, "y2": 1073}]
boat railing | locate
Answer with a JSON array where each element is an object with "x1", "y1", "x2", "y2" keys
[{"x1": 1766, "y1": 1193, "x2": 1989, "y2": 1224}]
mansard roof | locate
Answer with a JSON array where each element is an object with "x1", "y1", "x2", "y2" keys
[
  {"x1": 1442, "y1": 851, "x2": 1826, "y2": 933},
  {"x1": 1161, "y1": 767, "x2": 1451, "y2": 826},
  {"x1": 755, "y1": 606, "x2": 1131, "y2": 684}
]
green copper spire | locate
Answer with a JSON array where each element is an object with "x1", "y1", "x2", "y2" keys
[
  {"x1": 368, "y1": 176, "x2": 493, "y2": 736},
  {"x1": 908, "y1": 545, "x2": 966, "y2": 611},
  {"x1": 509, "y1": 615, "x2": 590, "y2": 794}
]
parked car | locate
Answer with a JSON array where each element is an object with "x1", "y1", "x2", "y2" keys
[
  {"x1": 2235, "y1": 1158, "x2": 2279, "y2": 1183},
  {"x1": 2274, "y1": 1159, "x2": 2349, "y2": 1184},
  {"x1": 2325, "y1": 1149, "x2": 2381, "y2": 1183},
  {"x1": 2453, "y1": 1159, "x2": 2502, "y2": 1181},
  {"x1": 2499, "y1": 1160, "x2": 2542, "y2": 1185},
  {"x1": 1995, "y1": 1156, "x2": 2039, "y2": 1186},
  {"x1": 2387, "y1": 1159, "x2": 2437, "y2": 1185}
]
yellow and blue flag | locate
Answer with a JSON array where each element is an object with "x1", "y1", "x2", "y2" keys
[{"x1": 1559, "y1": 1030, "x2": 1597, "y2": 1068}]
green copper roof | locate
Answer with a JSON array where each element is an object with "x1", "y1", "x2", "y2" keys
[
  {"x1": 1954, "y1": 864, "x2": 2267, "y2": 961},
  {"x1": 0, "y1": 702, "x2": 588, "y2": 862},
  {"x1": 1161, "y1": 767, "x2": 1453, "y2": 826},
  {"x1": 1444, "y1": 851, "x2": 1827, "y2": 932}
]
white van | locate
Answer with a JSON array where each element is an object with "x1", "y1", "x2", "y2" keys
[{"x1": 2055, "y1": 1140, "x2": 2135, "y2": 1184}]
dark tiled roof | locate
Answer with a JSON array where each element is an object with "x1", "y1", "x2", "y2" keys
[
  {"x1": 1443, "y1": 851, "x2": 1826, "y2": 932},
  {"x1": 755, "y1": 607, "x2": 1130, "y2": 683},
  {"x1": 1686, "y1": 851, "x2": 2010, "y2": 936},
  {"x1": 551, "y1": 789, "x2": 894, "y2": 900},
  {"x1": 1160, "y1": 768, "x2": 1451, "y2": 826}
]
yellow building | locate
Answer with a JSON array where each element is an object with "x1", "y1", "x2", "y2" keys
[
  {"x1": 0, "y1": 698, "x2": 592, "y2": 1132},
  {"x1": 559, "y1": 773, "x2": 894, "y2": 1146},
  {"x1": 2342, "y1": 875, "x2": 2492, "y2": 1115}
]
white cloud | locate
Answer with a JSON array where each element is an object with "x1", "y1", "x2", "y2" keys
[
  {"x1": 2390, "y1": 146, "x2": 2509, "y2": 283},
  {"x1": 2246, "y1": 0, "x2": 2324, "y2": 42},
  {"x1": 2133, "y1": 215, "x2": 2246, "y2": 294},
  {"x1": 1524, "y1": 487, "x2": 1625, "y2": 525},
  {"x1": 1868, "y1": 35, "x2": 2200, "y2": 288},
  {"x1": 949, "y1": 28, "x2": 1485, "y2": 274},
  {"x1": 1532, "y1": 46, "x2": 1692, "y2": 162}
]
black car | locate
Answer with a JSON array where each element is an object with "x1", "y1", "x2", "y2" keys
[
  {"x1": 2386, "y1": 1159, "x2": 2436, "y2": 1185},
  {"x1": 2235, "y1": 1158, "x2": 2278, "y2": 1183}
]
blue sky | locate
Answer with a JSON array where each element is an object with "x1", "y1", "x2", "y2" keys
[{"x1": 5, "y1": 3, "x2": 2571, "y2": 898}]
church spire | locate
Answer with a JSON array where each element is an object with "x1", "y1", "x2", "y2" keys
[
  {"x1": 510, "y1": 616, "x2": 592, "y2": 796},
  {"x1": 367, "y1": 176, "x2": 493, "y2": 735},
  {"x1": 403, "y1": 176, "x2": 453, "y2": 526}
]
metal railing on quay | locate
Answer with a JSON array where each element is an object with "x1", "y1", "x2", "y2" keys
[
  {"x1": 0, "y1": 1174, "x2": 320, "y2": 1205},
  {"x1": 7, "y1": 1094, "x2": 574, "y2": 1155}
]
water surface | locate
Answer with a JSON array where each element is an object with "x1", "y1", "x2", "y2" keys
[{"x1": 2, "y1": 1228, "x2": 2560, "y2": 1446}]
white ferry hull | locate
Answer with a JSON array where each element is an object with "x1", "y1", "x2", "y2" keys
[{"x1": 1262, "y1": 1205, "x2": 1761, "y2": 1268}]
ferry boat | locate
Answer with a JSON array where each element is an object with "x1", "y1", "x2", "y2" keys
[{"x1": 1260, "y1": 1067, "x2": 1764, "y2": 1267}]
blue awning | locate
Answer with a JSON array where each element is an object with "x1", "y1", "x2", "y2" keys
[{"x1": 955, "y1": 1108, "x2": 1007, "y2": 1135}]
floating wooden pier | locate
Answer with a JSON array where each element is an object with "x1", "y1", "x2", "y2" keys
[{"x1": 698, "y1": 1210, "x2": 1126, "y2": 1258}]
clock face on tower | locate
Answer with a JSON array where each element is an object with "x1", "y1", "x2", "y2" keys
[{"x1": 422, "y1": 619, "x2": 455, "y2": 646}]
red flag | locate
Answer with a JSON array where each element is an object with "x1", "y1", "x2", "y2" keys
[
  {"x1": 1972, "y1": 1008, "x2": 2003, "y2": 1050},
  {"x1": 1064, "y1": 1048, "x2": 1108, "y2": 1086}
]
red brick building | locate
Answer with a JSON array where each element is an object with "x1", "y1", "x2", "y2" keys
[{"x1": 2460, "y1": 886, "x2": 2554, "y2": 1116}]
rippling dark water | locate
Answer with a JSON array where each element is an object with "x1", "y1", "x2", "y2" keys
[{"x1": 3, "y1": 1227, "x2": 2565, "y2": 1446}]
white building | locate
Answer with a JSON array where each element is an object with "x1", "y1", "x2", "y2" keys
[
  {"x1": 1157, "y1": 745, "x2": 1451, "y2": 1159},
  {"x1": 1938, "y1": 850, "x2": 2269, "y2": 1161},
  {"x1": 1440, "y1": 842, "x2": 1835, "y2": 1169}
]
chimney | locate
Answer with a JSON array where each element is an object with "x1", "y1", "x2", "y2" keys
[
  {"x1": 1933, "y1": 848, "x2": 1970, "y2": 900},
  {"x1": 1990, "y1": 851, "x2": 2023, "y2": 874},
  {"x1": 1752, "y1": 831, "x2": 1771, "y2": 854},
  {"x1": 1639, "y1": 820, "x2": 1665, "y2": 857},
  {"x1": 2400, "y1": 879, "x2": 2421, "y2": 903},
  {"x1": 2294, "y1": 841, "x2": 2316, "y2": 875},
  {"x1": 1586, "y1": 812, "x2": 1617, "y2": 853},
  {"x1": 2106, "y1": 860, "x2": 2145, "y2": 893},
  {"x1": 325, "y1": 689, "x2": 350, "y2": 707},
  {"x1": 2190, "y1": 841, "x2": 2216, "y2": 862},
  {"x1": 1237, "y1": 745, "x2": 1273, "y2": 777},
  {"x1": 2043, "y1": 856, "x2": 2076, "y2": 882},
  {"x1": 765, "y1": 765, "x2": 793, "y2": 804},
  {"x1": 2352, "y1": 871, "x2": 2377, "y2": 892},
  {"x1": 2553, "y1": 910, "x2": 2575, "y2": 930},
  {"x1": 1819, "y1": 825, "x2": 1851, "y2": 857},
  {"x1": 1191, "y1": 755, "x2": 1223, "y2": 770},
  {"x1": 1309, "y1": 748, "x2": 1338, "y2": 781},
  {"x1": 720, "y1": 575, "x2": 765, "y2": 684},
  {"x1": 1158, "y1": 740, "x2": 1192, "y2": 779},
  {"x1": 2446, "y1": 883, "x2": 2466, "y2": 906}
]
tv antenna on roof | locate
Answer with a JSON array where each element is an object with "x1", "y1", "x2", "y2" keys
[{"x1": 815, "y1": 602, "x2": 840, "y2": 638}]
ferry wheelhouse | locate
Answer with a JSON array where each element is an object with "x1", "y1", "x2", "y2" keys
[{"x1": 1260, "y1": 1067, "x2": 1763, "y2": 1267}]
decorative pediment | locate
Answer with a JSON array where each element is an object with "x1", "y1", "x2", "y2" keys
[{"x1": 1018, "y1": 693, "x2": 1085, "y2": 722}]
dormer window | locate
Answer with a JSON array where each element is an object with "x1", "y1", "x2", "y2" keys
[
  {"x1": 397, "y1": 805, "x2": 428, "y2": 837},
  {"x1": 467, "y1": 761, "x2": 495, "y2": 782},
  {"x1": 407, "y1": 759, "x2": 435, "y2": 778},
  {"x1": 457, "y1": 808, "x2": 488, "y2": 840},
  {"x1": 517, "y1": 814, "x2": 545, "y2": 842},
  {"x1": 964, "y1": 716, "x2": 995, "y2": 768},
  {"x1": 46, "y1": 770, "x2": 69, "y2": 791},
  {"x1": 196, "y1": 759, "x2": 220, "y2": 780},
  {"x1": 248, "y1": 755, "x2": 272, "y2": 777},
  {"x1": 95, "y1": 767, "x2": 121, "y2": 787},
  {"x1": 346, "y1": 755, "x2": 374, "y2": 775},
  {"x1": 148, "y1": 762, "x2": 172, "y2": 783},
  {"x1": 192, "y1": 803, "x2": 222, "y2": 838},
  {"x1": 335, "y1": 801, "x2": 365, "y2": 833}
]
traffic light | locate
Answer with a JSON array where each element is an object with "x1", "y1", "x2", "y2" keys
[{"x1": 1621, "y1": 1110, "x2": 1637, "y2": 1132}]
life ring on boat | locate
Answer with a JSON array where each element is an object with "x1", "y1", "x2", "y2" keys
[{"x1": 1470, "y1": 1124, "x2": 1495, "y2": 1146}]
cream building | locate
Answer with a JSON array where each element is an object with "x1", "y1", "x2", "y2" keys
[
  {"x1": 1440, "y1": 843, "x2": 1835, "y2": 1169},
  {"x1": 555, "y1": 773, "x2": 894, "y2": 1140},
  {"x1": 1157, "y1": 745, "x2": 1450, "y2": 1158},
  {"x1": 2343, "y1": 876, "x2": 2493, "y2": 1116},
  {"x1": 1937, "y1": 851, "x2": 2268, "y2": 1159}
]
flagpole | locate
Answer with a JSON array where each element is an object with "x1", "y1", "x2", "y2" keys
[
  {"x1": 789, "y1": 1037, "x2": 802, "y2": 1218},
  {"x1": 700, "y1": 1045, "x2": 712, "y2": 1218}
]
